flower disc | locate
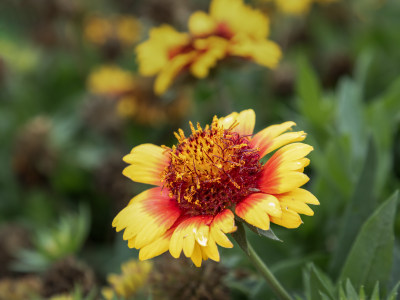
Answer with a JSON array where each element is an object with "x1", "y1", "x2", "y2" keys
[{"x1": 162, "y1": 118, "x2": 262, "y2": 216}]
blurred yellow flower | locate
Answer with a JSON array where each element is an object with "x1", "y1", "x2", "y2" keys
[
  {"x1": 87, "y1": 65, "x2": 135, "y2": 96},
  {"x1": 274, "y1": 0, "x2": 313, "y2": 15},
  {"x1": 136, "y1": 0, "x2": 282, "y2": 95},
  {"x1": 84, "y1": 14, "x2": 141, "y2": 47},
  {"x1": 263, "y1": 0, "x2": 339, "y2": 16},
  {"x1": 86, "y1": 66, "x2": 191, "y2": 126},
  {"x1": 102, "y1": 259, "x2": 152, "y2": 300}
]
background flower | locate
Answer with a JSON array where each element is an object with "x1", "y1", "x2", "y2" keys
[{"x1": 136, "y1": 0, "x2": 282, "y2": 95}]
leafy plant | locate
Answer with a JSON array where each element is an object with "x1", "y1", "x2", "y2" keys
[{"x1": 12, "y1": 205, "x2": 90, "y2": 272}]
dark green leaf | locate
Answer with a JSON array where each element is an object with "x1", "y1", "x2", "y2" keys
[
  {"x1": 330, "y1": 140, "x2": 378, "y2": 276},
  {"x1": 245, "y1": 222, "x2": 282, "y2": 242},
  {"x1": 340, "y1": 191, "x2": 398, "y2": 294},
  {"x1": 231, "y1": 221, "x2": 249, "y2": 255}
]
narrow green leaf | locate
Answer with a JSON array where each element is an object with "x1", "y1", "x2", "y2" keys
[
  {"x1": 330, "y1": 140, "x2": 378, "y2": 276},
  {"x1": 231, "y1": 221, "x2": 249, "y2": 255},
  {"x1": 340, "y1": 191, "x2": 398, "y2": 294},
  {"x1": 359, "y1": 286, "x2": 366, "y2": 300},
  {"x1": 371, "y1": 282, "x2": 380, "y2": 300},
  {"x1": 345, "y1": 279, "x2": 359, "y2": 300},
  {"x1": 307, "y1": 264, "x2": 335, "y2": 300},
  {"x1": 336, "y1": 77, "x2": 366, "y2": 161},
  {"x1": 319, "y1": 292, "x2": 332, "y2": 300},
  {"x1": 387, "y1": 281, "x2": 400, "y2": 300},
  {"x1": 303, "y1": 268, "x2": 312, "y2": 300},
  {"x1": 296, "y1": 56, "x2": 332, "y2": 131},
  {"x1": 338, "y1": 285, "x2": 346, "y2": 300},
  {"x1": 296, "y1": 56, "x2": 321, "y2": 112}
]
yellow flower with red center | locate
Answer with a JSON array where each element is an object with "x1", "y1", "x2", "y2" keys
[
  {"x1": 136, "y1": 0, "x2": 282, "y2": 95},
  {"x1": 113, "y1": 109, "x2": 319, "y2": 267}
]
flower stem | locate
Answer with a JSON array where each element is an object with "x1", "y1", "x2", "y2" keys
[{"x1": 246, "y1": 243, "x2": 293, "y2": 300}]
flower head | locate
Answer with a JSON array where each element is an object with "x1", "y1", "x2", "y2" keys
[
  {"x1": 136, "y1": 0, "x2": 282, "y2": 95},
  {"x1": 113, "y1": 109, "x2": 319, "y2": 267},
  {"x1": 102, "y1": 259, "x2": 152, "y2": 300}
]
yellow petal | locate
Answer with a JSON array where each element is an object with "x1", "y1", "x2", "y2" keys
[
  {"x1": 230, "y1": 39, "x2": 282, "y2": 69},
  {"x1": 259, "y1": 171, "x2": 309, "y2": 194},
  {"x1": 183, "y1": 231, "x2": 195, "y2": 257},
  {"x1": 211, "y1": 226, "x2": 233, "y2": 248},
  {"x1": 169, "y1": 216, "x2": 213, "y2": 258},
  {"x1": 210, "y1": 0, "x2": 270, "y2": 39},
  {"x1": 188, "y1": 11, "x2": 216, "y2": 36},
  {"x1": 218, "y1": 112, "x2": 239, "y2": 129},
  {"x1": 218, "y1": 109, "x2": 256, "y2": 135},
  {"x1": 250, "y1": 121, "x2": 298, "y2": 158},
  {"x1": 201, "y1": 236, "x2": 220, "y2": 262},
  {"x1": 279, "y1": 188, "x2": 320, "y2": 205},
  {"x1": 154, "y1": 51, "x2": 197, "y2": 95},
  {"x1": 122, "y1": 144, "x2": 169, "y2": 186},
  {"x1": 112, "y1": 187, "x2": 180, "y2": 249},
  {"x1": 190, "y1": 242, "x2": 203, "y2": 267},
  {"x1": 234, "y1": 109, "x2": 256, "y2": 136},
  {"x1": 270, "y1": 208, "x2": 302, "y2": 228},
  {"x1": 190, "y1": 37, "x2": 228, "y2": 78},
  {"x1": 136, "y1": 25, "x2": 189, "y2": 76},
  {"x1": 139, "y1": 229, "x2": 173, "y2": 260},
  {"x1": 236, "y1": 193, "x2": 282, "y2": 230},
  {"x1": 277, "y1": 143, "x2": 314, "y2": 162}
]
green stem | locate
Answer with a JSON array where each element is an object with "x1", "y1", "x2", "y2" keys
[{"x1": 246, "y1": 243, "x2": 293, "y2": 300}]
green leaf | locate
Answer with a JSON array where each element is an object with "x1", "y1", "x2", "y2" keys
[
  {"x1": 371, "y1": 282, "x2": 380, "y2": 300},
  {"x1": 319, "y1": 292, "x2": 332, "y2": 300},
  {"x1": 340, "y1": 191, "x2": 399, "y2": 294},
  {"x1": 296, "y1": 56, "x2": 333, "y2": 131},
  {"x1": 330, "y1": 140, "x2": 378, "y2": 276},
  {"x1": 336, "y1": 77, "x2": 367, "y2": 162},
  {"x1": 359, "y1": 286, "x2": 366, "y2": 300},
  {"x1": 387, "y1": 281, "x2": 400, "y2": 300},
  {"x1": 305, "y1": 264, "x2": 335, "y2": 300},
  {"x1": 245, "y1": 222, "x2": 282, "y2": 242},
  {"x1": 231, "y1": 221, "x2": 249, "y2": 255},
  {"x1": 345, "y1": 279, "x2": 359, "y2": 300},
  {"x1": 338, "y1": 285, "x2": 346, "y2": 300}
]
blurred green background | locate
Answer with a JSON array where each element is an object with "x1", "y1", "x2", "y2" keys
[{"x1": 1, "y1": 0, "x2": 400, "y2": 299}]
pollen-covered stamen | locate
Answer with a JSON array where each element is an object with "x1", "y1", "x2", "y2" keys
[{"x1": 162, "y1": 117, "x2": 262, "y2": 216}]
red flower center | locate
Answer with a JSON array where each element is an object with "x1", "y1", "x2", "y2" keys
[{"x1": 162, "y1": 118, "x2": 262, "y2": 216}]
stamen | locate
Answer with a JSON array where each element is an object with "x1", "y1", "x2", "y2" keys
[{"x1": 162, "y1": 121, "x2": 262, "y2": 216}]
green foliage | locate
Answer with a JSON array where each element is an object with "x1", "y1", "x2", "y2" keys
[
  {"x1": 340, "y1": 191, "x2": 398, "y2": 294},
  {"x1": 330, "y1": 141, "x2": 378, "y2": 276},
  {"x1": 13, "y1": 205, "x2": 90, "y2": 272}
]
